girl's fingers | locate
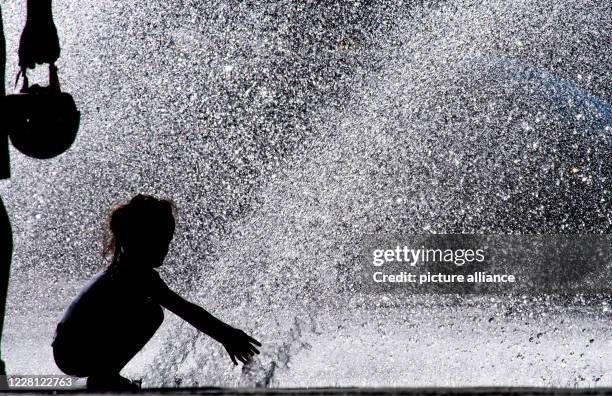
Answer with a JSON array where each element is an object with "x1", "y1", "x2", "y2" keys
[
  {"x1": 248, "y1": 345, "x2": 260, "y2": 355},
  {"x1": 227, "y1": 350, "x2": 238, "y2": 365},
  {"x1": 247, "y1": 335, "x2": 262, "y2": 346},
  {"x1": 240, "y1": 342, "x2": 259, "y2": 356}
]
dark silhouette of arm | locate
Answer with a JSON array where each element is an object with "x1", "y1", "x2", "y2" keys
[
  {"x1": 159, "y1": 287, "x2": 231, "y2": 340},
  {"x1": 155, "y1": 279, "x2": 261, "y2": 365},
  {"x1": 19, "y1": 0, "x2": 60, "y2": 70}
]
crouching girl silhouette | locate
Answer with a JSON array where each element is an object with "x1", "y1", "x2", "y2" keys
[{"x1": 52, "y1": 194, "x2": 261, "y2": 390}]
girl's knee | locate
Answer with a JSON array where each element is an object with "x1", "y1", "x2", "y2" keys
[{"x1": 151, "y1": 303, "x2": 164, "y2": 329}]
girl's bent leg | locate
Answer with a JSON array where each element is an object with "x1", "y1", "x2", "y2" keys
[
  {"x1": 53, "y1": 301, "x2": 163, "y2": 384},
  {"x1": 91, "y1": 300, "x2": 164, "y2": 376}
]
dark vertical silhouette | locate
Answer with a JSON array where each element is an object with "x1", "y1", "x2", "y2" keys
[
  {"x1": 0, "y1": 197, "x2": 9, "y2": 379},
  {"x1": 0, "y1": 3, "x2": 11, "y2": 379},
  {"x1": 0, "y1": 3, "x2": 7, "y2": 179},
  {"x1": 52, "y1": 195, "x2": 261, "y2": 390},
  {"x1": 0, "y1": 0, "x2": 78, "y2": 377}
]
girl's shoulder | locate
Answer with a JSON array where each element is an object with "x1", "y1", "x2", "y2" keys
[{"x1": 103, "y1": 260, "x2": 171, "y2": 297}]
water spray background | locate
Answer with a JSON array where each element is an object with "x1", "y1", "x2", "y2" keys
[{"x1": 0, "y1": 0, "x2": 611, "y2": 387}]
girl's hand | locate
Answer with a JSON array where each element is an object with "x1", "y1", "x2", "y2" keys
[
  {"x1": 219, "y1": 327, "x2": 261, "y2": 365},
  {"x1": 19, "y1": 0, "x2": 61, "y2": 70}
]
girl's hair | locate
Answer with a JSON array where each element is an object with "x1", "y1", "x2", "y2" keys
[{"x1": 103, "y1": 194, "x2": 177, "y2": 263}]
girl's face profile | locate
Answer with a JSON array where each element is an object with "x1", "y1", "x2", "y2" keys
[
  {"x1": 122, "y1": 214, "x2": 175, "y2": 267},
  {"x1": 133, "y1": 228, "x2": 174, "y2": 267}
]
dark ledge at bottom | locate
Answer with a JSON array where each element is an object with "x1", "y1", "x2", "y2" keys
[{"x1": 3, "y1": 387, "x2": 612, "y2": 396}]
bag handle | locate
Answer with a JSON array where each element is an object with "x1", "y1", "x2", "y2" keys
[{"x1": 14, "y1": 64, "x2": 61, "y2": 94}]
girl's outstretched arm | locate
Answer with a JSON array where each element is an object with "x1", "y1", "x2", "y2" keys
[{"x1": 155, "y1": 279, "x2": 261, "y2": 365}]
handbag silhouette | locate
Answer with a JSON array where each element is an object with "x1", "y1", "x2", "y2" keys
[{"x1": 6, "y1": 64, "x2": 80, "y2": 159}]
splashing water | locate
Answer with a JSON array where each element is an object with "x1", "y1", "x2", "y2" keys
[{"x1": 0, "y1": 0, "x2": 610, "y2": 388}]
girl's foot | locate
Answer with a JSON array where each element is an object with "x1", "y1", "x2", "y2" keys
[{"x1": 86, "y1": 374, "x2": 140, "y2": 391}]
